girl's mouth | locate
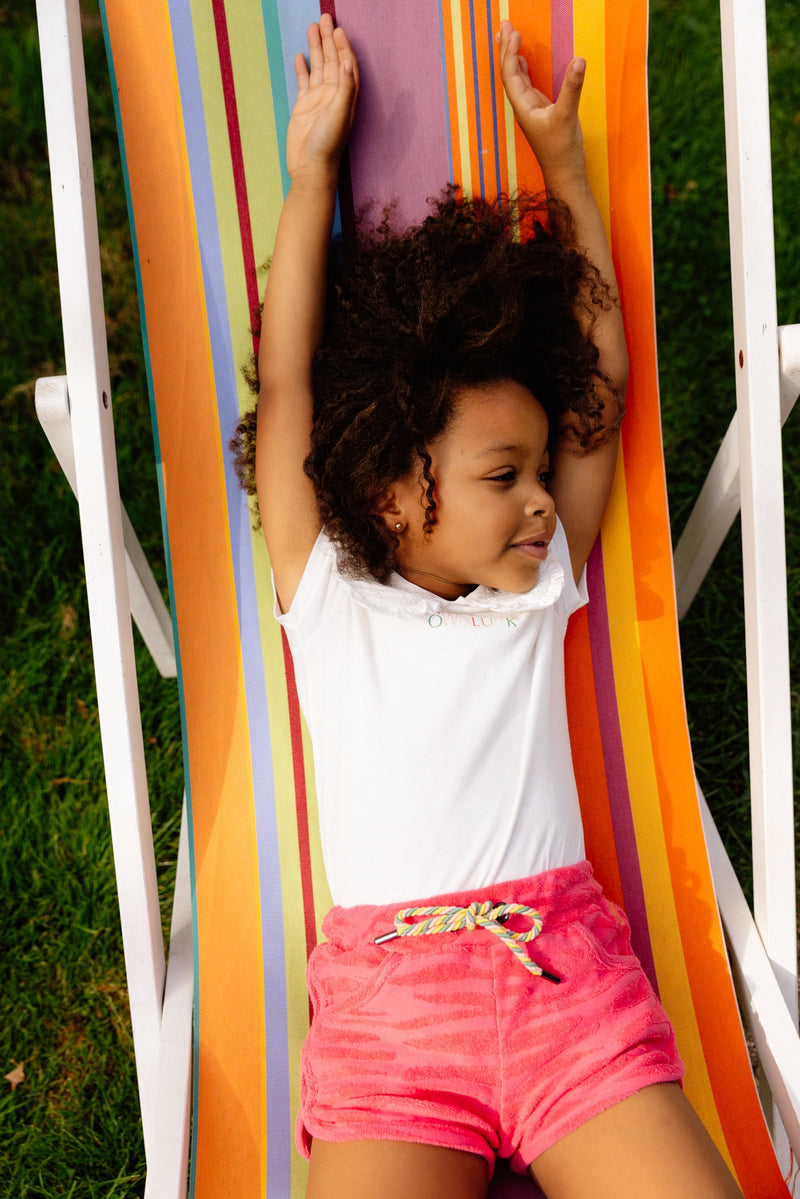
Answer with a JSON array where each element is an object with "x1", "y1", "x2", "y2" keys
[{"x1": 511, "y1": 539, "x2": 550, "y2": 561}]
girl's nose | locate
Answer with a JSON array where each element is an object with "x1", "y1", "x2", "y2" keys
[{"x1": 525, "y1": 483, "x2": 555, "y2": 519}]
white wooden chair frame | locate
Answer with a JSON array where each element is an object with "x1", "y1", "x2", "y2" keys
[
  {"x1": 34, "y1": 3, "x2": 192, "y2": 1194},
  {"x1": 33, "y1": 0, "x2": 799, "y2": 1193}
]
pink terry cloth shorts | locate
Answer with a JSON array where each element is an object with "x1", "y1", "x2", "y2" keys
[{"x1": 297, "y1": 861, "x2": 684, "y2": 1176}]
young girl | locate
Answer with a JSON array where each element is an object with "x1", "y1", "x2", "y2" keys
[{"x1": 239, "y1": 15, "x2": 744, "y2": 1199}]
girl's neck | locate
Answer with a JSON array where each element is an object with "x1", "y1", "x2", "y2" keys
[{"x1": 395, "y1": 565, "x2": 478, "y2": 600}]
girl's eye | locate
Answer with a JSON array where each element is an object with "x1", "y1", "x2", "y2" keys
[{"x1": 486, "y1": 467, "x2": 550, "y2": 486}]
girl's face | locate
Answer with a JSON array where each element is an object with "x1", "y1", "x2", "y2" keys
[{"x1": 390, "y1": 379, "x2": 555, "y2": 599}]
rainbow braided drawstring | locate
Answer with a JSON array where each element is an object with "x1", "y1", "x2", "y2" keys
[{"x1": 374, "y1": 899, "x2": 560, "y2": 983}]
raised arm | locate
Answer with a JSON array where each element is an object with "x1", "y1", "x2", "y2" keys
[
  {"x1": 497, "y1": 22, "x2": 628, "y2": 580},
  {"x1": 256, "y1": 16, "x2": 358, "y2": 611}
]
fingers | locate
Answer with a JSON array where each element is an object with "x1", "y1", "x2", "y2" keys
[
  {"x1": 320, "y1": 13, "x2": 340, "y2": 73},
  {"x1": 555, "y1": 57, "x2": 586, "y2": 116},
  {"x1": 294, "y1": 51, "x2": 309, "y2": 94},
  {"x1": 307, "y1": 20, "x2": 324, "y2": 85},
  {"x1": 496, "y1": 19, "x2": 522, "y2": 81},
  {"x1": 305, "y1": 17, "x2": 334, "y2": 88},
  {"x1": 332, "y1": 24, "x2": 359, "y2": 93},
  {"x1": 304, "y1": 16, "x2": 358, "y2": 92},
  {"x1": 496, "y1": 19, "x2": 520, "y2": 55},
  {"x1": 331, "y1": 52, "x2": 358, "y2": 126},
  {"x1": 497, "y1": 19, "x2": 586, "y2": 111}
]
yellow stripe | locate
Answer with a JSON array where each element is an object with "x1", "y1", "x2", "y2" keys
[
  {"x1": 572, "y1": 0, "x2": 610, "y2": 239},
  {"x1": 497, "y1": 0, "x2": 518, "y2": 195},
  {"x1": 188, "y1": 9, "x2": 282, "y2": 1190},
  {"x1": 600, "y1": 460, "x2": 685, "y2": 985},
  {"x1": 602, "y1": 459, "x2": 731, "y2": 1162},
  {"x1": 572, "y1": 3, "x2": 687, "y2": 1018},
  {"x1": 188, "y1": 0, "x2": 282, "y2": 422},
  {"x1": 223, "y1": 20, "x2": 324, "y2": 1194},
  {"x1": 581, "y1": 0, "x2": 732, "y2": 1164},
  {"x1": 446, "y1": 0, "x2": 474, "y2": 195},
  {"x1": 225, "y1": 3, "x2": 285, "y2": 312},
  {"x1": 251, "y1": 537, "x2": 329, "y2": 1199},
  {"x1": 250, "y1": 537, "x2": 310, "y2": 1199}
]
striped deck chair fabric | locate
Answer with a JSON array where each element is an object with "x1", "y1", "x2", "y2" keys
[{"x1": 97, "y1": 0, "x2": 788, "y2": 1194}]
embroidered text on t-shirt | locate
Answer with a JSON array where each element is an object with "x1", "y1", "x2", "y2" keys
[{"x1": 427, "y1": 614, "x2": 518, "y2": 629}]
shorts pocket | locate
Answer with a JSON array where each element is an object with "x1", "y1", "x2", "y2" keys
[
  {"x1": 307, "y1": 940, "x2": 403, "y2": 1018},
  {"x1": 572, "y1": 899, "x2": 639, "y2": 970}
]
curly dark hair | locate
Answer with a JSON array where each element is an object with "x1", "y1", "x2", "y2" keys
[{"x1": 233, "y1": 187, "x2": 618, "y2": 582}]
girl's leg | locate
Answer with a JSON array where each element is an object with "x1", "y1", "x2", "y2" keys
[
  {"x1": 306, "y1": 1138, "x2": 489, "y2": 1199},
  {"x1": 529, "y1": 1083, "x2": 743, "y2": 1199}
]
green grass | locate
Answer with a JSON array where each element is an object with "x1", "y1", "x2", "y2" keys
[
  {"x1": 649, "y1": 0, "x2": 800, "y2": 895},
  {"x1": 0, "y1": 3, "x2": 183, "y2": 1194},
  {"x1": 0, "y1": 0, "x2": 797, "y2": 1193}
]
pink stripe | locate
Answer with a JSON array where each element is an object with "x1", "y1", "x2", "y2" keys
[
  {"x1": 585, "y1": 541, "x2": 658, "y2": 992},
  {"x1": 550, "y1": 0, "x2": 574, "y2": 96},
  {"x1": 335, "y1": 0, "x2": 451, "y2": 229}
]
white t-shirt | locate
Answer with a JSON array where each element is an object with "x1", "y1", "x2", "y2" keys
[{"x1": 275, "y1": 518, "x2": 588, "y2": 907}]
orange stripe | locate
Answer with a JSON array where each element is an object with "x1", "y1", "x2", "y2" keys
[
  {"x1": 103, "y1": 2, "x2": 266, "y2": 1194},
  {"x1": 507, "y1": 0, "x2": 550, "y2": 193},
  {"x1": 600, "y1": 0, "x2": 721, "y2": 1161}
]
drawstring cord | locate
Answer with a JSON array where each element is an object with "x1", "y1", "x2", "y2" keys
[{"x1": 374, "y1": 899, "x2": 560, "y2": 983}]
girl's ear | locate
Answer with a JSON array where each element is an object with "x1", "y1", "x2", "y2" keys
[
  {"x1": 373, "y1": 476, "x2": 422, "y2": 534},
  {"x1": 371, "y1": 488, "x2": 403, "y2": 527}
]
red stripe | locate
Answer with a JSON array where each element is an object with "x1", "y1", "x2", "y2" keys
[
  {"x1": 212, "y1": 0, "x2": 318, "y2": 967},
  {"x1": 212, "y1": 0, "x2": 261, "y2": 350},
  {"x1": 280, "y1": 630, "x2": 318, "y2": 978}
]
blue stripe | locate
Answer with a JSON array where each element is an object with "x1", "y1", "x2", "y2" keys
[
  {"x1": 260, "y1": 0, "x2": 293, "y2": 196},
  {"x1": 484, "y1": 0, "x2": 503, "y2": 196},
  {"x1": 165, "y1": 0, "x2": 293, "y2": 1192},
  {"x1": 437, "y1": 0, "x2": 454, "y2": 183},
  {"x1": 271, "y1": 0, "x2": 343, "y2": 236},
  {"x1": 467, "y1": 0, "x2": 485, "y2": 197}
]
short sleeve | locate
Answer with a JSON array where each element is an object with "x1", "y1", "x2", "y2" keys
[
  {"x1": 273, "y1": 529, "x2": 338, "y2": 633},
  {"x1": 551, "y1": 518, "x2": 589, "y2": 619}
]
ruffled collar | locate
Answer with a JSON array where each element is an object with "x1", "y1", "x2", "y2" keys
[{"x1": 321, "y1": 532, "x2": 565, "y2": 618}]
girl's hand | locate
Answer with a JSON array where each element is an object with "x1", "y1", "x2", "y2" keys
[
  {"x1": 496, "y1": 20, "x2": 585, "y2": 188},
  {"x1": 287, "y1": 15, "x2": 359, "y2": 189}
]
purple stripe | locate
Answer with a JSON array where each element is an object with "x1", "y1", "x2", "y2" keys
[
  {"x1": 336, "y1": 0, "x2": 451, "y2": 227},
  {"x1": 550, "y1": 0, "x2": 574, "y2": 96},
  {"x1": 586, "y1": 540, "x2": 659, "y2": 993}
]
